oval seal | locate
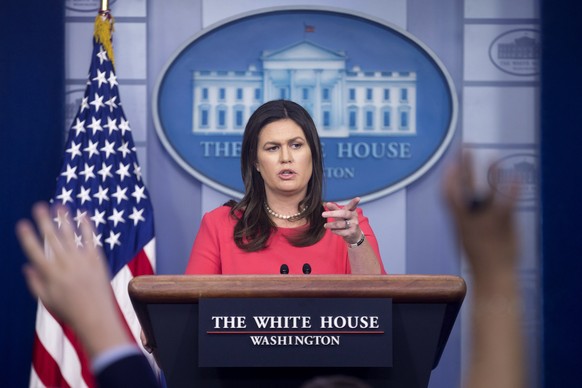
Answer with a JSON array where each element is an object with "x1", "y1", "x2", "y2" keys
[
  {"x1": 488, "y1": 28, "x2": 540, "y2": 76},
  {"x1": 153, "y1": 7, "x2": 457, "y2": 202},
  {"x1": 488, "y1": 153, "x2": 538, "y2": 202}
]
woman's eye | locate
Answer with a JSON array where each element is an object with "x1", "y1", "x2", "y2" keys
[
  {"x1": 266, "y1": 145, "x2": 279, "y2": 151},
  {"x1": 291, "y1": 143, "x2": 303, "y2": 149}
]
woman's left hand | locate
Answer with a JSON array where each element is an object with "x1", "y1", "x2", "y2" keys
[{"x1": 322, "y1": 197, "x2": 362, "y2": 245}]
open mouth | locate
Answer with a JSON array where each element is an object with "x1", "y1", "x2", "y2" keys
[{"x1": 278, "y1": 169, "x2": 296, "y2": 178}]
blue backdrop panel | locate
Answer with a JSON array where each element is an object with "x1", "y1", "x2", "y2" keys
[
  {"x1": 0, "y1": 3, "x2": 64, "y2": 387},
  {"x1": 541, "y1": 0, "x2": 582, "y2": 386}
]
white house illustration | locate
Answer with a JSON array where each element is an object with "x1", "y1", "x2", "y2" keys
[{"x1": 191, "y1": 40, "x2": 416, "y2": 137}]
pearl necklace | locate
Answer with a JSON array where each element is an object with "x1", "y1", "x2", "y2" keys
[{"x1": 264, "y1": 202, "x2": 307, "y2": 221}]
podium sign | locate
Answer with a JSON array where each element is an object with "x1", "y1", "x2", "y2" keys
[
  {"x1": 129, "y1": 275, "x2": 466, "y2": 387},
  {"x1": 199, "y1": 298, "x2": 392, "y2": 367}
]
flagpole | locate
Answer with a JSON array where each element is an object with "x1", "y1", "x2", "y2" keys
[{"x1": 95, "y1": 0, "x2": 114, "y2": 67}]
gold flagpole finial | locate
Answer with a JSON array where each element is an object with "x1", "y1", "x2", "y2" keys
[{"x1": 95, "y1": 1, "x2": 115, "y2": 68}]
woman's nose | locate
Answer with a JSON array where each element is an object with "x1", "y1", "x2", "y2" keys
[{"x1": 280, "y1": 147, "x2": 292, "y2": 163}]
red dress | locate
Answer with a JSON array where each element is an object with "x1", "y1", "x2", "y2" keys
[{"x1": 185, "y1": 206, "x2": 386, "y2": 275}]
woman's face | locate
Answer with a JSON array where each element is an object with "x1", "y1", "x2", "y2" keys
[{"x1": 256, "y1": 118, "x2": 313, "y2": 200}]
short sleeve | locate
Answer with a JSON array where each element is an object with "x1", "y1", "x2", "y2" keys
[{"x1": 185, "y1": 212, "x2": 222, "y2": 274}]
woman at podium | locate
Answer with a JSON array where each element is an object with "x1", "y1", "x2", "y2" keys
[{"x1": 185, "y1": 100, "x2": 386, "y2": 275}]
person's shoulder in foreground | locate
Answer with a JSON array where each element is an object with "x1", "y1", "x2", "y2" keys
[{"x1": 96, "y1": 351, "x2": 158, "y2": 388}]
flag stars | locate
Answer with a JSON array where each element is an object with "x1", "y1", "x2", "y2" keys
[
  {"x1": 74, "y1": 209, "x2": 87, "y2": 228},
  {"x1": 107, "y1": 71, "x2": 118, "y2": 88},
  {"x1": 56, "y1": 187, "x2": 74, "y2": 205},
  {"x1": 79, "y1": 163, "x2": 96, "y2": 182},
  {"x1": 108, "y1": 208, "x2": 125, "y2": 227},
  {"x1": 80, "y1": 97, "x2": 90, "y2": 113},
  {"x1": 132, "y1": 185, "x2": 147, "y2": 204},
  {"x1": 74, "y1": 232, "x2": 84, "y2": 248},
  {"x1": 84, "y1": 140, "x2": 100, "y2": 158},
  {"x1": 92, "y1": 231, "x2": 103, "y2": 248},
  {"x1": 104, "y1": 230, "x2": 121, "y2": 250},
  {"x1": 105, "y1": 96, "x2": 118, "y2": 112},
  {"x1": 71, "y1": 118, "x2": 86, "y2": 136},
  {"x1": 91, "y1": 209, "x2": 107, "y2": 227},
  {"x1": 118, "y1": 141, "x2": 131, "y2": 158},
  {"x1": 89, "y1": 92, "x2": 105, "y2": 112},
  {"x1": 133, "y1": 163, "x2": 142, "y2": 181},
  {"x1": 116, "y1": 162, "x2": 131, "y2": 182},
  {"x1": 87, "y1": 117, "x2": 103, "y2": 133},
  {"x1": 49, "y1": 34, "x2": 154, "y2": 278},
  {"x1": 53, "y1": 210, "x2": 66, "y2": 229},
  {"x1": 111, "y1": 185, "x2": 128, "y2": 204},
  {"x1": 92, "y1": 69, "x2": 108, "y2": 88},
  {"x1": 76, "y1": 186, "x2": 92, "y2": 205},
  {"x1": 66, "y1": 141, "x2": 82, "y2": 159},
  {"x1": 61, "y1": 164, "x2": 78, "y2": 183},
  {"x1": 129, "y1": 207, "x2": 145, "y2": 226},
  {"x1": 101, "y1": 140, "x2": 116, "y2": 159},
  {"x1": 96, "y1": 46, "x2": 109, "y2": 64},
  {"x1": 93, "y1": 185, "x2": 109, "y2": 205},
  {"x1": 97, "y1": 162, "x2": 113, "y2": 181},
  {"x1": 119, "y1": 118, "x2": 131, "y2": 135},
  {"x1": 104, "y1": 117, "x2": 118, "y2": 134}
]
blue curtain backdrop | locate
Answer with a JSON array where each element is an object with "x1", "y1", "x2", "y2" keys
[
  {"x1": 540, "y1": 0, "x2": 582, "y2": 385},
  {"x1": 0, "y1": 3, "x2": 64, "y2": 387}
]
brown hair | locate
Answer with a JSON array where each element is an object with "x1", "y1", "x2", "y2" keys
[{"x1": 229, "y1": 100, "x2": 326, "y2": 251}]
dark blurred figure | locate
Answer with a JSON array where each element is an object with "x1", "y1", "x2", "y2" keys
[{"x1": 300, "y1": 375, "x2": 372, "y2": 388}]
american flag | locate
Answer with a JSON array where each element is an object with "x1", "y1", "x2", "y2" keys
[{"x1": 30, "y1": 12, "x2": 156, "y2": 388}]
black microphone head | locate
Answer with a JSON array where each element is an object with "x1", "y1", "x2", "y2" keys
[
  {"x1": 302, "y1": 263, "x2": 312, "y2": 274},
  {"x1": 280, "y1": 264, "x2": 289, "y2": 274}
]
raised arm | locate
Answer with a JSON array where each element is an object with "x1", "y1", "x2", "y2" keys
[{"x1": 443, "y1": 154, "x2": 525, "y2": 388}]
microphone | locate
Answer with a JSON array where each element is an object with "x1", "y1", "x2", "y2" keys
[
  {"x1": 302, "y1": 263, "x2": 312, "y2": 274},
  {"x1": 280, "y1": 264, "x2": 289, "y2": 274}
]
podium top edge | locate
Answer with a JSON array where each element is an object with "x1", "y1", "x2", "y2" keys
[{"x1": 128, "y1": 274, "x2": 466, "y2": 304}]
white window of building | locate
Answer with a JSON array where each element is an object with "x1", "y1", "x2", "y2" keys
[
  {"x1": 219, "y1": 88, "x2": 226, "y2": 101},
  {"x1": 348, "y1": 106, "x2": 358, "y2": 130},
  {"x1": 399, "y1": 107, "x2": 410, "y2": 130},
  {"x1": 381, "y1": 107, "x2": 391, "y2": 129},
  {"x1": 233, "y1": 105, "x2": 244, "y2": 129},
  {"x1": 279, "y1": 88, "x2": 288, "y2": 99},
  {"x1": 400, "y1": 88, "x2": 408, "y2": 102},
  {"x1": 199, "y1": 104, "x2": 210, "y2": 128},
  {"x1": 364, "y1": 106, "x2": 375, "y2": 130},
  {"x1": 236, "y1": 88, "x2": 243, "y2": 101},
  {"x1": 201, "y1": 88, "x2": 209, "y2": 101},
  {"x1": 366, "y1": 88, "x2": 373, "y2": 101},
  {"x1": 254, "y1": 88, "x2": 261, "y2": 101},
  {"x1": 383, "y1": 88, "x2": 390, "y2": 101},
  {"x1": 322, "y1": 88, "x2": 330, "y2": 102},
  {"x1": 348, "y1": 88, "x2": 356, "y2": 102},
  {"x1": 322, "y1": 108, "x2": 331, "y2": 129},
  {"x1": 216, "y1": 105, "x2": 227, "y2": 129}
]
